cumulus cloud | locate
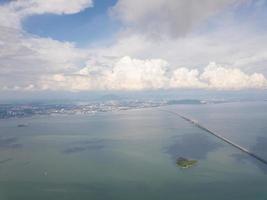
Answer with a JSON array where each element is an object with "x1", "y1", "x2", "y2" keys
[
  {"x1": 170, "y1": 68, "x2": 205, "y2": 89},
  {"x1": 201, "y1": 62, "x2": 267, "y2": 90},
  {"x1": 39, "y1": 56, "x2": 169, "y2": 91},
  {"x1": 36, "y1": 57, "x2": 267, "y2": 91},
  {"x1": 103, "y1": 56, "x2": 168, "y2": 90},
  {"x1": 111, "y1": 0, "x2": 241, "y2": 38}
]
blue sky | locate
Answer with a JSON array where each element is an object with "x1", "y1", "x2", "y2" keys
[
  {"x1": 23, "y1": 0, "x2": 119, "y2": 46},
  {"x1": 0, "y1": 0, "x2": 266, "y2": 93}
]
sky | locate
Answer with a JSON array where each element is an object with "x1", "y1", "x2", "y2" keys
[{"x1": 0, "y1": 0, "x2": 267, "y2": 95}]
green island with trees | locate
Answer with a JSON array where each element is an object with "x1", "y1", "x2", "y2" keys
[{"x1": 176, "y1": 157, "x2": 198, "y2": 169}]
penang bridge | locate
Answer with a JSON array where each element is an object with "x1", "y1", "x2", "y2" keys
[{"x1": 161, "y1": 109, "x2": 267, "y2": 165}]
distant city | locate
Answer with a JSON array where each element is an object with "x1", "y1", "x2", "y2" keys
[{"x1": 0, "y1": 99, "x2": 224, "y2": 119}]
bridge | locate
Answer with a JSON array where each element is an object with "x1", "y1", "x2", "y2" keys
[{"x1": 161, "y1": 109, "x2": 267, "y2": 165}]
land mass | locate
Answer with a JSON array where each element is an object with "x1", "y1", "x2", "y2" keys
[
  {"x1": 0, "y1": 99, "x2": 228, "y2": 119},
  {"x1": 176, "y1": 157, "x2": 197, "y2": 169}
]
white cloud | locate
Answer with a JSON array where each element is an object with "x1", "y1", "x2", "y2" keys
[
  {"x1": 9, "y1": 0, "x2": 93, "y2": 16},
  {"x1": 111, "y1": 0, "x2": 241, "y2": 38},
  {"x1": 40, "y1": 74, "x2": 92, "y2": 91},
  {"x1": 39, "y1": 56, "x2": 169, "y2": 91},
  {"x1": 0, "y1": 25, "x2": 88, "y2": 88},
  {"x1": 24, "y1": 36, "x2": 88, "y2": 70},
  {"x1": 91, "y1": 27, "x2": 267, "y2": 77},
  {"x1": 0, "y1": 5, "x2": 21, "y2": 28},
  {"x1": 0, "y1": 0, "x2": 91, "y2": 88},
  {"x1": 36, "y1": 57, "x2": 267, "y2": 91},
  {"x1": 170, "y1": 68, "x2": 205, "y2": 89},
  {"x1": 201, "y1": 62, "x2": 267, "y2": 90},
  {"x1": 0, "y1": 0, "x2": 93, "y2": 29},
  {"x1": 103, "y1": 56, "x2": 168, "y2": 90}
]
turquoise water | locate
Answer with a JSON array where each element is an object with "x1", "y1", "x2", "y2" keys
[{"x1": 0, "y1": 102, "x2": 266, "y2": 199}]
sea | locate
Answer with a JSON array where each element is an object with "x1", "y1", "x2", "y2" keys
[{"x1": 0, "y1": 101, "x2": 266, "y2": 199}]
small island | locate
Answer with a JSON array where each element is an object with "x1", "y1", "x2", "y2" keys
[
  {"x1": 176, "y1": 157, "x2": 197, "y2": 169},
  {"x1": 17, "y1": 124, "x2": 28, "y2": 127}
]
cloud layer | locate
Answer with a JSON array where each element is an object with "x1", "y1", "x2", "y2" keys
[
  {"x1": 0, "y1": 0, "x2": 266, "y2": 92},
  {"x1": 36, "y1": 57, "x2": 267, "y2": 91}
]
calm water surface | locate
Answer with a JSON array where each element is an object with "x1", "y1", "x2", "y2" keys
[{"x1": 0, "y1": 102, "x2": 266, "y2": 199}]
